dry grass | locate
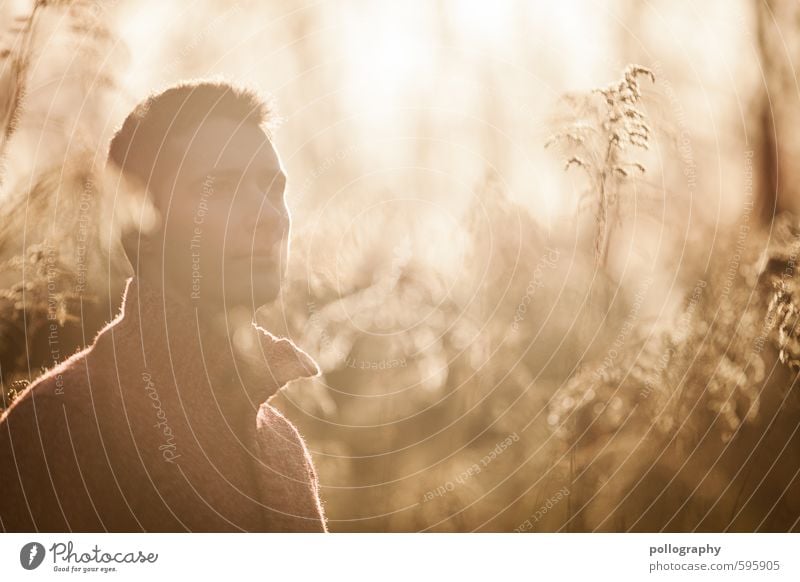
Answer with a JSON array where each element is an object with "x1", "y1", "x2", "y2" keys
[{"x1": 546, "y1": 65, "x2": 655, "y2": 266}]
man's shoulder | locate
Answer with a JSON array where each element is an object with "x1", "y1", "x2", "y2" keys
[
  {"x1": 0, "y1": 347, "x2": 92, "y2": 433},
  {"x1": 32, "y1": 347, "x2": 91, "y2": 395},
  {"x1": 0, "y1": 311, "x2": 124, "y2": 425},
  {"x1": 8, "y1": 342, "x2": 96, "y2": 413}
]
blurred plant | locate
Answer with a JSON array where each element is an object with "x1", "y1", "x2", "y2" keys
[
  {"x1": 545, "y1": 209, "x2": 800, "y2": 530},
  {"x1": 0, "y1": 0, "x2": 126, "y2": 412},
  {"x1": 765, "y1": 215, "x2": 800, "y2": 368},
  {"x1": 0, "y1": 1, "x2": 43, "y2": 165},
  {"x1": 0, "y1": 0, "x2": 118, "y2": 175},
  {"x1": 0, "y1": 243, "x2": 80, "y2": 411},
  {"x1": 546, "y1": 64, "x2": 655, "y2": 266},
  {"x1": 550, "y1": 231, "x2": 766, "y2": 449}
]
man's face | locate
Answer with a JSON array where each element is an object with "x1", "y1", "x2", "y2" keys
[{"x1": 148, "y1": 116, "x2": 289, "y2": 311}]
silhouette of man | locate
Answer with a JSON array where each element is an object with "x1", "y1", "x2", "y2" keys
[{"x1": 0, "y1": 80, "x2": 327, "y2": 532}]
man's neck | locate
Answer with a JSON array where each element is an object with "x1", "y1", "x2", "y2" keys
[{"x1": 135, "y1": 266, "x2": 256, "y2": 340}]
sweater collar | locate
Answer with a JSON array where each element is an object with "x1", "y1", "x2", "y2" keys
[{"x1": 118, "y1": 276, "x2": 320, "y2": 407}]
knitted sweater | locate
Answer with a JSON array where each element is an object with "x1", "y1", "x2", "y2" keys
[{"x1": 0, "y1": 277, "x2": 327, "y2": 532}]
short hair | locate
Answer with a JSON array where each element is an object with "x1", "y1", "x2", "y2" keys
[{"x1": 107, "y1": 79, "x2": 271, "y2": 193}]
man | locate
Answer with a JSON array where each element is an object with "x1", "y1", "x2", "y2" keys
[{"x1": 0, "y1": 80, "x2": 327, "y2": 532}]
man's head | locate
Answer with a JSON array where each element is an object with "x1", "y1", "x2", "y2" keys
[{"x1": 108, "y1": 80, "x2": 289, "y2": 311}]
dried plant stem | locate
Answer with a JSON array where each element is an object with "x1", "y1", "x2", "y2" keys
[
  {"x1": 0, "y1": 1, "x2": 43, "y2": 168},
  {"x1": 546, "y1": 65, "x2": 654, "y2": 268}
]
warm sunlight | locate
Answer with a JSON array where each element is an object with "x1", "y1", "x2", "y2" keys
[{"x1": 0, "y1": 2, "x2": 797, "y2": 576}]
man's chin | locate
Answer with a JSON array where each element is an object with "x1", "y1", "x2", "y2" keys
[{"x1": 225, "y1": 278, "x2": 281, "y2": 309}]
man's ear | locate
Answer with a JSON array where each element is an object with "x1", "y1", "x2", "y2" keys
[
  {"x1": 118, "y1": 192, "x2": 162, "y2": 275},
  {"x1": 101, "y1": 164, "x2": 161, "y2": 276}
]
